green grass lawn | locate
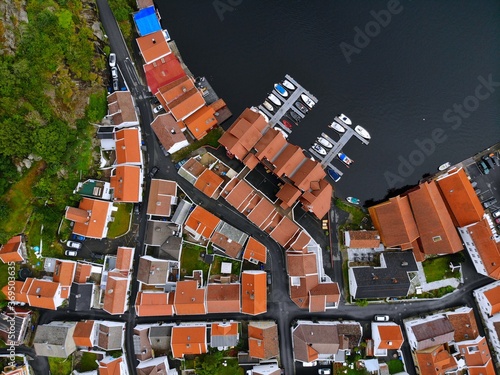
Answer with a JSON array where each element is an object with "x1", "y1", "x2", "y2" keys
[
  {"x1": 210, "y1": 255, "x2": 242, "y2": 277},
  {"x1": 180, "y1": 243, "x2": 211, "y2": 283},
  {"x1": 107, "y1": 203, "x2": 133, "y2": 239},
  {"x1": 48, "y1": 357, "x2": 73, "y2": 375},
  {"x1": 423, "y1": 255, "x2": 461, "y2": 282},
  {"x1": 334, "y1": 198, "x2": 369, "y2": 229},
  {"x1": 387, "y1": 359, "x2": 405, "y2": 374},
  {"x1": 76, "y1": 352, "x2": 99, "y2": 372},
  {"x1": 171, "y1": 127, "x2": 224, "y2": 163}
]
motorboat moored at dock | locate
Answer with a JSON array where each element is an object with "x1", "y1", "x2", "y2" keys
[
  {"x1": 283, "y1": 79, "x2": 295, "y2": 90},
  {"x1": 317, "y1": 136, "x2": 333, "y2": 149},
  {"x1": 274, "y1": 83, "x2": 288, "y2": 97},
  {"x1": 288, "y1": 110, "x2": 301, "y2": 123},
  {"x1": 263, "y1": 101, "x2": 274, "y2": 112},
  {"x1": 295, "y1": 101, "x2": 308, "y2": 114},
  {"x1": 338, "y1": 152, "x2": 354, "y2": 167},
  {"x1": 439, "y1": 162, "x2": 451, "y2": 171},
  {"x1": 346, "y1": 197, "x2": 360, "y2": 205},
  {"x1": 312, "y1": 143, "x2": 327, "y2": 156},
  {"x1": 301, "y1": 94, "x2": 315, "y2": 108},
  {"x1": 354, "y1": 125, "x2": 371, "y2": 140},
  {"x1": 282, "y1": 119, "x2": 294, "y2": 130},
  {"x1": 329, "y1": 121, "x2": 345, "y2": 133},
  {"x1": 338, "y1": 114, "x2": 352, "y2": 125},
  {"x1": 268, "y1": 93, "x2": 281, "y2": 106},
  {"x1": 327, "y1": 168, "x2": 341, "y2": 182}
]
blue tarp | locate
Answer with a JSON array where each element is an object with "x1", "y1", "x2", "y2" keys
[{"x1": 133, "y1": 6, "x2": 162, "y2": 36}]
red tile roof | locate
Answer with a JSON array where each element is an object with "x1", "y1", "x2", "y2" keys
[
  {"x1": 276, "y1": 183, "x2": 302, "y2": 209},
  {"x1": 248, "y1": 321, "x2": 279, "y2": 360},
  {"x1": 53, "y1": 260, "x2": 76, "y2": 299},
  {"x1": 136, "y1": 30, "x2": 171, "y2": 64},
  {"x1": 407, "y1": 181, "x2": 463, "y2": 255},
  {"x1": 1, "y1": 281, "x2": 29, "y2": 304},
  {"x1": 181, "y1": 158, "x2": 206, "y2": 179},
  {"x1": 74, "y1": 263, "x2": 92, "y2": 283},
  {"x1": 135, "y1": 292, "x2": 174, "y2": 316},
  {"x1": 211, "y1": 322, "x2": 238, "y2": 337},
  {"x1": 106, "y1": 91, "x2": 138, "y2": 126},
  {"x1": 26, "y1": 278, "x2": 61, "y2": 310},
  {"x1": 243, "y1": 153, "x2": 260, "y2": 170},
  {"x1": 224, "y1": 179, "x2": 255, "y2": 212},
  {"x1": 65, "y1": 198, "x2": 113, "y2": 239},
  {"x1": 483, "y1": 285, "x2": 500, "y2": 315},
  {"x1": 167, "y1": 89, "x2": 205, "y2": 122},
  {"x1": 194, "y1": 169, "x2": 224, "y2": 199},
  {"x1": 171, "y1": 325, "x2": 207, "y2": 359},
  {"x1": 464, "y1": 219, "x2": 500, "y2": 279},
  {"x1": 436, "y1": 168, "x2": 484, "y2": 227},
  {"x1": 99, "y1": 356, "x2": 123, "y2": 375},
  {"x1": 241, "y1": 271, "x2": 267, "y2": 315},
  {"x1": 289, "y1": 275, "x2": 318, "y2": 309},
  {"x1": 270, "y1": 217, "x2": 300, "y2": 248},
  {"x1": 110, "y1": 165, "x2": 142, "y2": 203},
  {"x1": 286, "y1": 252, "x2": 317, "y2": 277},
  {"x1": 144, "y1": 54, "x2": 186, "y2": 94},
  {"x1": 155, "y1": 76, "x2": 195, "y2": 105},
  {"x1": 345, "y1": 231, "x2": 381, "y2": 248},
  {"x1": 114, "y1": 128, "x2": 142, "y2": 165},
  {"x1": 151, "y1": 114, "x2": 188, "y2": 153},
  {"x1": 0, "y1": 235, "x2": 25, "y2": 263},
  {"x1": 299, "y1": 179, "x2": 332, "y2": 219},
  {"x1": 459, "y1": 337, "x2": 495, "y2": 374},
  {"x1": 116, "y1": 247, "x2": 134, "y2": 272},
  {"x1": 415, "y1": 344, "x2": 457, "y2": 375},
  {"x1": 247, "y1": 199, "x2": 276, "y2": 229},
  {"x1": 147, "y1": 179, "x2": 177, "y2": 217},
  {"x1": 243, "y1": 237, "x2": 267, "y2": 264},
  {"x1": 290, "y1": 159, "x2": 326, "y2": 192},
  {"x1": 174, "y1": 280, "x2": 206, "y2": 315},
  {"x1": 184, "y1": 106, "x2": 218, "y2": 140},
  {"x1": 254, "y1": 128, "x2": 287, "y2": 161},
  {"x1": 73, "y1": 320, "x2": 95, "y2": 347},
  {"x1": 103, "y1": 272, "x2": 129, "y2": 315},
  {"x1": 206, "y1": 284, "x2": 240, "y2": 313},
  {"x1": 271, "y1": 144, "x2": 305, "y2": 177},
  {"x1": 289, "y1": 231, "x2": 312, "y2": 252},
  {"x1": 210, "y1": 231, "x2": 243, "y2": 259},
  {"x1": 308, "y1": 283, "x2": 340, "y2": 312},
  {"x1": 184, "y1": 206, "x2": 221, "y2": 240},
  {"x1": 368, "y1": 196, "x2": 419, "y2": 249},
  {"x1": 376, "y1": 324, "x2": 404, "y2": 350}
]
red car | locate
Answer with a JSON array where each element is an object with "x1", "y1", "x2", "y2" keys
[
  {"x1": 495, "y1": 217, "x2": 500, "y2": 224},
  {"x1": 282, "y1": 119, "x2": 294, "y2": 130}
]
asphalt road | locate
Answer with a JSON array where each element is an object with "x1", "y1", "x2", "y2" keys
[{"x1": 43, "y1": 3, "x2": 495, "y2": 375}]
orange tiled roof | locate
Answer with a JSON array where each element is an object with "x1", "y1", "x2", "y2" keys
[
  {"x1": 114, "y1": 128, "x2": 142, "y2": 165},
  {"x1": 181, "y1": 158, "x2": 206, "y2": 179},
  {"x1": 224, "y1": 179, "x2": 254, "y2": 212},
  {"x1": 65, "y1": 207, "x2": 89, "y2": 223},
  {"x1": 276, "y1": 183, "x2": 302, "y2": 209},
  {"x1": 271, "y1": 144, "x2": 305, "y2": 177},
  {"x1": 243, "y1": 153, "x2": 260, "y2": 170},
  {"x1": 270, "y1": 217, "x2": 300, "y2": 248},
  {"x1": 174, "y1": 280, "x2": 206, "y2": 315},
  {"x1": 243, "y1": 237, "x2": 267, "y2": 264},
  {"x1": 167, "y1": 89, "x2": 205, "y2": 122},
  {"x1": 346, "y1": 231, "x2": 381, "y2": 249},
  {"x1": 254, "y1": 128, "x2": 287, "y2": 161},
  {"x1": 247, "y1": 199, "x2": 276, "y2": 230},
  {"x1": 147, "y1": 179, "x2": 177, "y2": 217},
  {"x1": 206, "y1": 284, "x2": 240, "y2": 313},
  {"x1": 99, "y1": 356, "x2": 123, "y2": 375},
  {"x1": 194, "y1": 169, "x2": 224, "y2": 199},
  {"x1": 53, "y1": 260, "x2": 76, "y2": 299},
  {"x1": 290, "y1": 275, "x2": 318, "y2": 309},
  {"x1": 377, "y1": 324, "x2": 404, "y2": 349},
  {"x1": 368, "y1": 195, "x2": 419, "y2": 249},
  {"x1": 184, "y1": 206, "x2": 221, "y2": 240},
  {"x1": 116, "y1": 247, "x2": 134, "y2": 272},
  {"x1": 287, "y1": 252, "x2": 317, "y2": 277},
  {"x1": 103, "y1": 272, "x2": 129, "y2": 315},
  {"x1": 483, "y1": 286, "x2": 500, "y2": 315},
  {"x1": 155, "y1": 76, "x2": 195, "y2": 106},
  {"x1": 1, "y1": 280, "x2": 28, "y2": 304},
  {"x1": 290, "y1": 159, "x2": 326, "y2": 192},
  {"x1": 150, "y1": 114, "x2": 188, "y2": 152},
  {"x1": 211, "y1": 322, "x2": 238, "y2": 337},
  {"x1": 415, "y1": 344, "x2": 457, "y2": 375},
  {"x1": 308, "y1": 283, "x2": 340, "y2": 312},
  {"x1": 299, "y1": 179, "x2": 333, "y2": 219},
  {"x1": 241, "y1": 271, "x2": 267, "y2": 315},
  {"x1": 135, "y1": 292, "x2": 174, "y2": 316},
  {"x1": 74, "y1": 263, "x2": 92, "y2": 283},
  {"x1": 289, "y1": 231, "x2": 312, "y2": 252},
  {"x1": 136, "y1": 30, "x2": 171, "y2": 64},
  {"x1": 0, "y1": 235, "x2": 24, "y2": 263},
  {"x1": 73, "y1": 320, "x2": 95, "y2": 347},
  {"x1": 184, "y1": 105, "x2": 218, "y2": 140},
  {"x1": 106, "y1": 91, "x2": 138, "y2": 126},
  {"x1": 210, "y1": 231, "x2": 243, "y2": 259},
  {"x1": 66, "y1": 198, "x2": 112, "y2": 239},
  {"x1": 436, "y1": 168, "x2": 484, "y2": 227},
  {"x1": 407, "y1": 181, "x2": 463, "y2": 255},
  {"x1": 466, "y1": 219, "x2": 500, "y2": 279},
  {"x1": 248, "y1": 321, "x2": 279, "y2": 360},
  {"x1": 144, "y1": 54, "x2": 186, "y2": 96},
  {"x1": 26, "y1": 278, "x2": 61, "y2": 310},
  {"x1": 171, "y1": 325, "x2": 207, "y2": 359},
  {"x1": 110, "y1": 165, "x2": 142, "y2": 203}
]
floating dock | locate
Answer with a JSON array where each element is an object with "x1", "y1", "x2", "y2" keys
[{"x1": 309, "y1": 117, "x2": 370, "y2": 178}]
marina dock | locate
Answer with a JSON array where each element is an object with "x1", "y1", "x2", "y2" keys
[{"x1": 309, "y1": 117, "x2": 370, "y2": 178}]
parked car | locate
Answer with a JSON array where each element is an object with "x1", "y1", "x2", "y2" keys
[
  {"x1": 482, "y1": 155, "x2": 495, "y2": 169},
  {"x1": 112, "y1": 78, "x2": 119, "y2": 91},
  {"x1": 493, "y1": 210, "x2": 500, "y2": 218},
  {"x1": 483, "y1": 198, "x2": 497, "y2": 209},
  {"x1": 149, "y1": 166, "x2": 159, "y2": 178},
  {"x1": 153, "y1": 104, "x2": 163, "y2": 114},
  {"x1": 71, "y1": 234, "x2": 86, "y2": 242},
  {"x1": 478, "y1": 161, "x2": 490, "y2": 175},
  {"x1": 111, "y1": 67, "x2": 118, "y2": 79},
  {"x1": 318, "y1": 369, "x2": 331, "y2": 375},
  {"x1": 495, "y1": 217, "x2": 500, "y2": 224},
  {"x1": 374, "y1": 315, "x2": 390, "y2": 322},
  {"x1": 65, "y1": 250, "x2": 78, "y2": 257},
  {"x1": 66, "y1": 241, "x2": 82, "y2": 249},
  {"x1": 109, "y1": 53, "x2": 116, "y2": 68},
  {"x1": 267, "y1": 272, "x2": 272, "y2": 285}
]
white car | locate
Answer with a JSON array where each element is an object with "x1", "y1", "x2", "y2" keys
[
  {"x1": 67, "y1": 241, "x2": 82, "y2": 249},
  {"x1": 318, "y1": 369, "x2": 331, "y2": 375},
  {"x1": 493, "y1": 210, "x2": 500, "y2": 218},
  {"x1": 374, "y1": 315, "x2": 390, "y2": 322},
  {"x1": 109, "y1": 53, "x2": 116, "y2": 67},
  {"x1": 153, "y1": 105, "x2": 163, "y2": 114},
  {"x1": 111, "y1": 67, "x2": 118, "y2": 79},
  {"x1": 65, "y1": 250, "x2": 78, "y2": 257}
]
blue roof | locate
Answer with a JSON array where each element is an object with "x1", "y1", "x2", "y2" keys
[{"x1": 133, "y1": 6, "x2": 161, "y2": 36}]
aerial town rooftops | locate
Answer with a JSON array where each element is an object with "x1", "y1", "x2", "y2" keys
[
  {"x1": 135, "y1": 291, "x2": 175, "y2": 317},
  {"x1": 110, "y1": 165, "x2": 142, "y2": 203},
  {"x1": 170, "y1": 325, "x2": 207, "y2": 359},
  {"x1": 298, "y1": 179, "x2": 332, "y2": 219},
  {"x1": 270, "y1": 216, "x2": 300, "y2": 248},
  {"x1": 174, "y1": 280, "x2": 206, "y2": 315},
  {"x1": 106, "y1": 91, "x2": 138, "y2": 126},
  {"x1": 136, "y1": 30, "x2": 171, "y2": 64},
  {"x1": 147, "y1": 179, "x2": 177, "y2": 217},
  {"x1": 248, "y1": 321, "x2": 279, "y2": 360},
  {"x1": 144, "y1": 53, "x2": 186, "y2": 94},
  {"x1": 184, "y1": 205, "x2": 221, "y2": 241},
  {"x1": 206, "y1": 284, "x2": 240, "y2": 313},
  {"x1": 114, "y1": 127, "x2": 142, "y2": 166},
  {"x1": 194, "y1": 169, "x2": 224, "y2": 199},
  {"x1": 241, "y1": 271, "x2": 267, "y2": 315},
  {"x1": 243, "y1": 237, "x2": 267, "y2": 264},
  {"x1": 345, "y1": 230, "x2": 381, "y2": 249},
  {"x1": 150, "y1": 114, "x2": 188, "y2": 154},
  {"x1": 0, "y1": 234, "x2": 26, "y2": 263},
  {"x1": 184, "y1": 105, "x2": 218, "y2": 140},
  {"x1": 65, "y1": 198, "x2": 113, "y2": 239}
]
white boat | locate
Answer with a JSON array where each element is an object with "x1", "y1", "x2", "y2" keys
[
  {"x1": 263, "y1": 101, "x2": 274, "y2": 112},
  {"x1": 274, "y1": 83, "x2": 288, "y2": 97},
  {"x1": 274, "y1": 126, "x2": 288, "y2": 139},
  {"x1": 283, "y1": 79, "x2": 295, "y2": 90},
  {"x1": 354, "y1": 125, "x2": 371, "y2": 140},
  {"x1": 268, "y1": 93, "x2": 281, "y2": 106},
  {"x1": 317, "y1": 137, "x2": 333, "y2": 149},
  {"x1": 312, "y1": 143, "x2": 327, "y2": 156},
  {"x1": 301, "y1": 94, "x2": 315, "y2": 108},
  {"x1": 329, "y1": 121, "x2": 345, "y2": 133},
  {"x1": 439, "y1": 162, "x2": 451, "y2": 171},
  {"x1": 346, "y1": 197, "x2": 360, "y2": 205},
  {"x1": 338, "y1": 113, "x2": 352, "y2": 125},
  {"x1": 338, "y1": 152, "x2": 354, "y2": 167}
]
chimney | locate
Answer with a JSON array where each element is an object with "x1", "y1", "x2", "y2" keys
[
  {"x1": 391, "y1": 278, "x2": 398, "y2": 284},
  {"x1": 152, "y1": 38, "x2": 156, "y2": 44}
]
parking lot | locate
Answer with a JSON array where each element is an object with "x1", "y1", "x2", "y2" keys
[{"x1": 465, "y1": 149, "x2": 500, "y2": 220}]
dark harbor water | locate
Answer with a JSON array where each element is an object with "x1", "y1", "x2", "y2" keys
[{"x1": 157, "y1": 0, "x2": 500, "y2": 203}]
